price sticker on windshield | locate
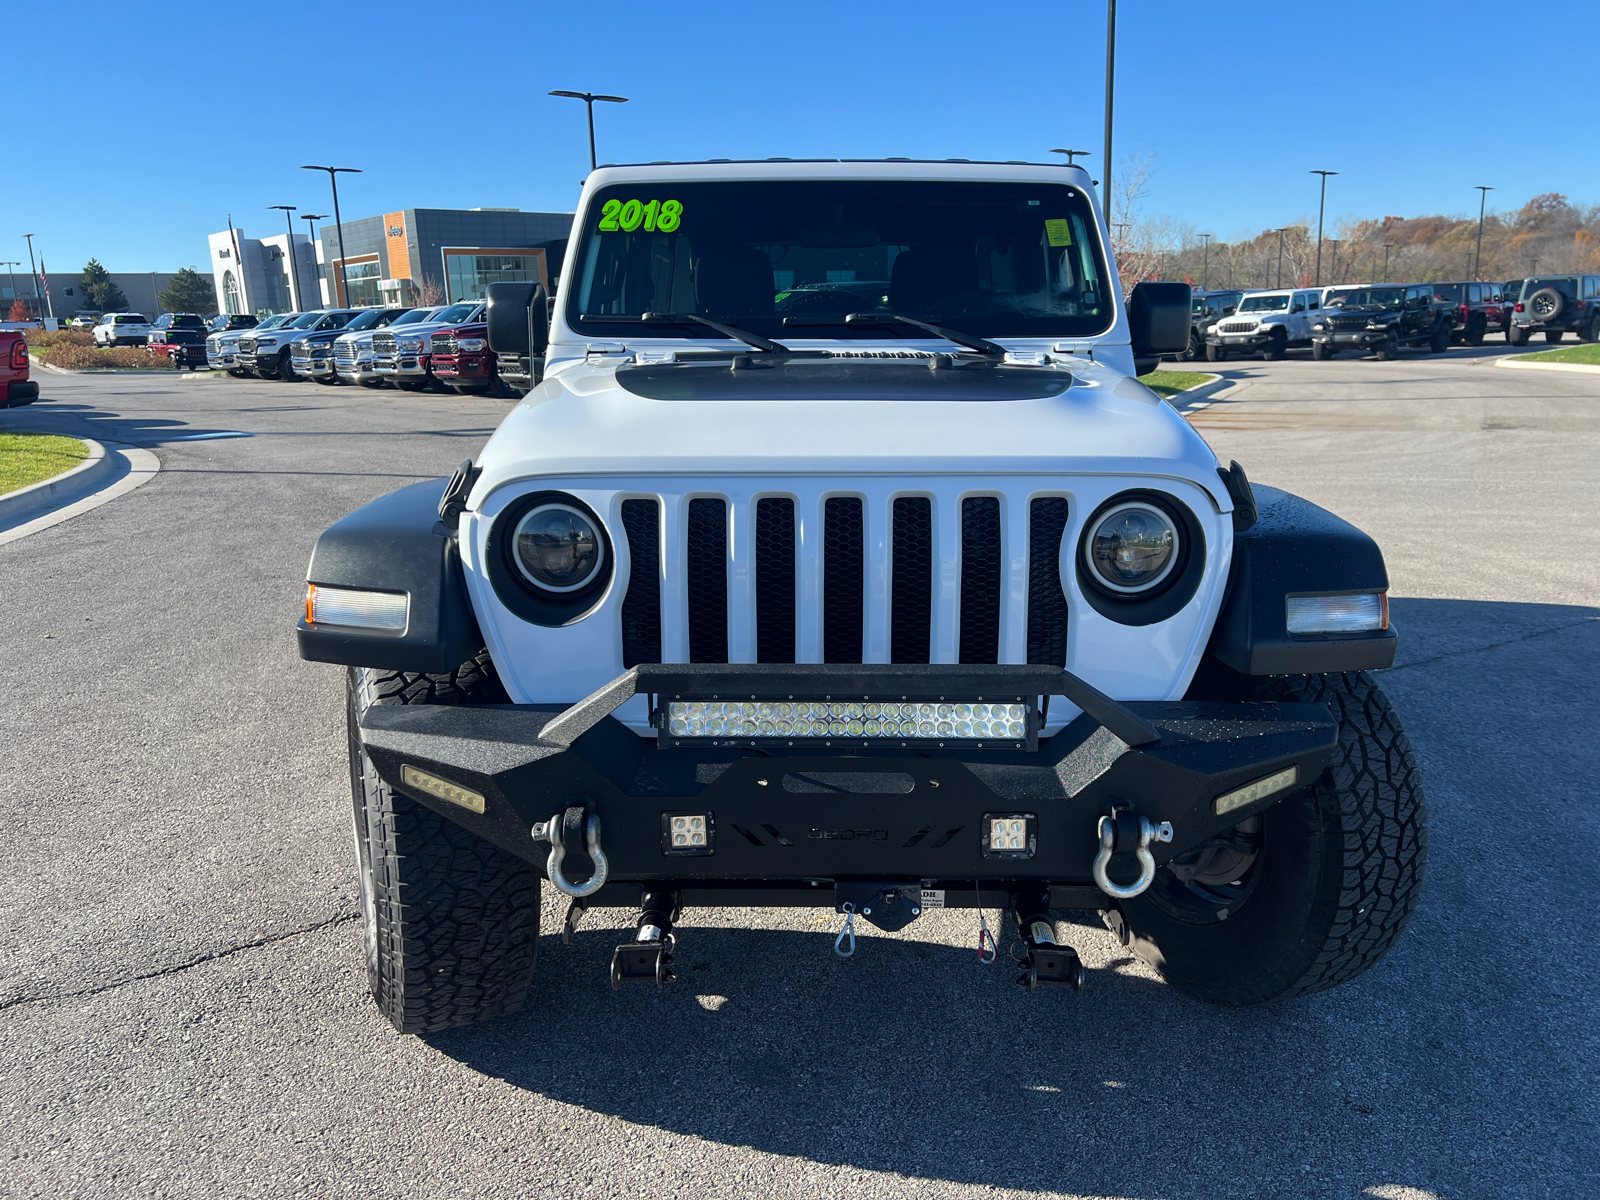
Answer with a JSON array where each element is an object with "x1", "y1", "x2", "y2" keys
[
  {"x1": 598, "y1": 198, "x2": 684, "y2": 233},
  {"x1": 1044, "y1": 218, "x2": 1074, "y2": 247}
]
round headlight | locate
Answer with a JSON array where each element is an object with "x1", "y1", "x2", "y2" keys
[
  {"x1": 1085, "y1": 501, "x2": 1179, "y2": 594},
  {"x1": 513, "y1": 503, "x2": 604, "y2": 592}
]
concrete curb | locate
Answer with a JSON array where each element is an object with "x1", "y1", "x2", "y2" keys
[
  {"x1": 1493, "y1": 355, "x2": 1600, "y2": 376},
  {"x1": 0, "y1": 436, "x2": 115, "y2": 525},
  {"x1": 0, "y1": 438, "x2": 161, "y2": 545}
]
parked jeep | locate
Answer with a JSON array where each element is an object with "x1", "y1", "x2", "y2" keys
[
  {"x1": 1310, "y1": 284, "x2": 1453, "y2": 359},
  {"x1": 288, "y1": 307, "x2": 412, "y2": 385},
  {"x1": 208, "y1": 314, "x2": 259, "y2": 334},
  {"x1": 297, "y1": 159, "x2": 1425, "y2": 1034},
  {"x1": 429, "y1": 316, "x2": 500, "y2": 395},
  {"x1": 1506, "y1": 275, "x2": 1600, "y2": 345},
  {"x1": 333, "y1": 307, "x2": 445, "y2": 388},
  {"x1": 1204, "y1": 287, "x2": 1325, "y2": 360},
  {"x1": 145, "y1": 314, "x2": 210, "y2": 370},
  {"x1": 1424, "y1": 281, "x2": 1507, "y2": 345},
  {"x1": 239, "y1": 310, "x2": 361, "y2": 380},
  {"x1": 1184, "y1": 289, "x2": 1242, "y2": 360},
  {"x1": 370, "y1": 301, "x2": 484, "y2": 391}
]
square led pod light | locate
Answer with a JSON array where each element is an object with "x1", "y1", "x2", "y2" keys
[
  {"x1": 982, "y1": 813, "x2": 1037, "y2": 858},
  {"x1": 661, "y1": 811, "x2": 715, "y2": 857}
]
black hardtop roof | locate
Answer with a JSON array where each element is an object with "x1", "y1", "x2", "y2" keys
[{"x1": 596, "y1": 157, "x2": 1078, "y2": 169}]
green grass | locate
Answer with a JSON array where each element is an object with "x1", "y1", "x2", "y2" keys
[
  {"x1": 1141, "y1": 370, "x2": 1219, "y2": 400},
  {"x1": 0, "y1": 433, "x2": 90, "y2": 497},
  {"x1": 1518, "y1": 343, "x2": 1600, "y2": 365}
]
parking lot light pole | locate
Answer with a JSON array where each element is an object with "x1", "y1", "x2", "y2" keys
[
  {"x1": 1271, "y1": 228, "x2": 1286, "y2": 289},
  {"x1": 268, "y1": 205, "x2": 300, "y2": 312},
  {"x1": 1382, "y1": 244, "x2": 1392, "y2": 284},
  {"x1": 1328, "y1": 239, "x2": 1340, "y2": 285},
  {"x1": 1050, "y1": 148, "x2": 1090, "y2": 166},
  {"x1": 1311, "y1": 170, "x2": 1337, "y2": 285},
  {"x1": 548, "y1": 91, "x2": 629, "y2": 173},
  {"x1": 1473, "y1": 186, "x2": 1494, "y2": 281},
  {"x1": 1199, "y1": 233, "x2": 1213, "y2": 290},
  {"x1": 301, "y1": 166, "x2": 361, "y2": 308},
  {"x1": 300, "y1": 215, "x2": 328, "y2": 308}
]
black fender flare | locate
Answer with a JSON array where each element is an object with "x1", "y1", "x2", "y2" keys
[
  {"x1": 295, "y1": 478, "x2": 485, "y2": 673},
  {"x1": 1202, "y1": 484, "x2": 1397, "y2": 675}
]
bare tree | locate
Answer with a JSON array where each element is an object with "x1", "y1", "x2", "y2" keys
[{"x1": 417, "y1": 274, "x2": 446, "y2": 306}]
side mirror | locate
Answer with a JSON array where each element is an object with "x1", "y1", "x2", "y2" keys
[
  {"x1": 486, "y1": 281, "x2": 549, "y2": 357},
  {"x1": 1128, "y1": 281, "x2": 1191, "y2": 375}
]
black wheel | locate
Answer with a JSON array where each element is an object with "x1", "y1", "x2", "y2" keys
[
  {"x1": 1261, "y1": 331, "x2": 1287, "y2": 361},
  {"x1": 1544, "y1": 330, "x2": 1564, "y2": 343},
  {"x1": 1374, "y1": 331, "x2": 1399, "y2": 360},
  {"x1": 1183, "y1": 330, "x2": 1203, "y2": 361},
  {"x1": 1429, "y1": 324, "x2": 1450, "y2": 354},
  {"x1": 347, "y1": 654, "x2": 540, "y2": 1034},
  {"x1": 1465, "y1": 317, "x2": 1486, "y2": 347},
  {"x1": 1580, "y1": 317, "x2": 1600, "y2": 345},
  {"x1": 1526, "y1": 287, "x2": 1563, "y2": 324},
  {"x1": 1204, "y1": 343, "x2": 1225, "y2": 362},
  {"x1": 1120, "y1": 671, "x2": 1427, "y2": 1005},
  {"x1": 1311, "y1": 341, "x2": 1332, "y2": 361},
  {"x1": 1507, "y1": 325, "x2": 1527, "y2": 346}
]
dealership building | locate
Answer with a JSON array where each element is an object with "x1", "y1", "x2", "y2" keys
[{"x1": 207, "y1": 207, "x2": 572, "y2": 316}]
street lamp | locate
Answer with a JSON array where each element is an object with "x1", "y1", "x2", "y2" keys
[
  {"x1": 300, "y1": 215, "x2": 328, "y2": 308},
  {"x1": 300, "y1": 166, "x2": 361, "y2": 308},
  {"x1": 548, "y1": 90, "x2": 629, "y2": 173},
  {"x1": 1102, "y1": 0, "x2": 1116, "y2": 214},
  {"x1": 1271, "y1": 228, "x2": 1287, "y2": 289},
  {"x1": 1199, "y1": 232, "x2": 1213, "y2": 291},
  {"x1": 268, "y1": 205, "x2": 301, "y2": 312},
  {"x1": 1327, "y1": 238, "x2": 1341, "y2": 285},
  {"x1": 1310, "y1": 169, "x2": 1337, "y2": 285},
  {"x1": 1050, "y1": 148, "x2": 1090, "y2": 166},
  {"x1": 1473, "y1": 185, "x2": 1494, "y2": 281},
  {"x1": 1382, "y1": 244, "x2": 1392, "y2": 284}
]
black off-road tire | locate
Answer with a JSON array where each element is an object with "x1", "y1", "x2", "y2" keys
[
  {"x1": 1205, "y1": 342, "x2": 1226, "y2": 362},
  {"x1": 1374, "y1": 331, "x2": 1400, "y2": 360},
  {"x1": 1465, "y1": 317, "x2": 1486, "y2": 346},
  {"x1": 1507, "y1": 325, "x2": 1527, "y2": 346},
  {"x1": 1311, "y1": 341, "x2": 1332, "y2": 361},
  {"x1": 1580, "y1": 317, "x2": 1600, "y2": 345},
  {"x1": 1544, "y1": 330, "x2": 1564, "y2": 343},
  {"x1": 1119, "y1": 671, "x2": 1427, "y2": 1005},
  {"x1": 347, "y1": 652, "x2": 540, "y2": 1034},
  {"x1": 1429, "y1": 323, "x2": 1451, "y2": 354},
  {"x1": 1183, "y1": 330, "x2": 1203, "y2": 361},
  {"x1": 1261, "y1": 330, "x2": 1287, "y2": 361}
]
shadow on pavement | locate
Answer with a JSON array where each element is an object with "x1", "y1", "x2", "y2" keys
[{"x1": 422, "y1": 598, "x2": 1600, "y2": 1198}]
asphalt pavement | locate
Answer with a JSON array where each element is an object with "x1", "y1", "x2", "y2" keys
[{"x1": 0, "y1": 349, "x2": 1595, "y2": 1200}]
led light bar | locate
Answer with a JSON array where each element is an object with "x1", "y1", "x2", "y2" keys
[
  {"x1": 1286, "y1": 592, "x2": 1387, "y2": 635},
  {"x1": 401, "y1": 764, "x2": 485, "y2": 813},
  {"x1": 305, "y1": 584, "x2": 408, "y2": 631},
  {"x1": 659, "y1": 699, "x2": 1033, "y2": 748},
  {"x1": 1214, "y1": 766, "x2": 1299, "y2": 816}
]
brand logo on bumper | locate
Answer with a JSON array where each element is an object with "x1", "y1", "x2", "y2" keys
[{"x1": 807, "y1": 828, "x2": 889, "y2": 841}]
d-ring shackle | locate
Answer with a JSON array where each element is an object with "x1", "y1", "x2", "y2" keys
[
  {"x1": 1092, "y1": 810, "x2": 1174, "y2": 899},
  {"x1": 532, "y1": 805, "x2": 610, "y2": 898}
]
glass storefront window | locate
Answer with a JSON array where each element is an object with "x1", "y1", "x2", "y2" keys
[
  {"x1": 222, "y1": 270, "x2": 242, "y2": 315},
  {"x1": 341, "y1": 260, "x2": 382, "y2": 308},
  {"x1": 444, "y1": 253, "x2": 544, "y2": 303}
]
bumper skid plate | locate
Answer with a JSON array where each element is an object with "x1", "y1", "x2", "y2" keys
[{"x1": 358, "y1": 664, "x2": 1337, "y2": 904}]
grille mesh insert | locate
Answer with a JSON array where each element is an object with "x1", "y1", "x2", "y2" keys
[
  {"x1": 619, "y1": 499, "x2": 661, "y2": 668},
  {"x1": 959, "y1": 496, "x2": 1002, "y2": 664},
  {"x1": 686, "y1": 498, "x2": 728, "y2": 663},
  {"x1": 754, "y1": 498, "x2": 796, "y2": 663},
  {"x1": 822, "y1": 497, "x2": 864, "y2": 663},
  {"x1": 890, "y1": 497, "x2": 933, "y2": 664},
  {"x1": 1026, "y1": 497, "x2": 1069, "y2": 667}
]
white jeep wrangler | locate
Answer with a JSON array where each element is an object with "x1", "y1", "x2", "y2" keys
[
  {"x1": 1203, "y1": 287, "x2": 1326, "y2": 361},
  {"x1": 297, "y1": 160, "x2": 1426, "y2": 1033}
]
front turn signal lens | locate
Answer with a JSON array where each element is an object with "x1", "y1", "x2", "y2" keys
[
  {"x1": 305, "y1": 584, "x2": 408, "y2": 631},
  {"x1": 1285, "y1": 593, "x2": 1387, "y2": 635}
]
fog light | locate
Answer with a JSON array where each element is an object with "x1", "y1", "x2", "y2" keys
[
  {"x1": 305, "y1": 584, "x2": 408, "y2": 630},
  {"x1": 662, "y1": 811, "x2": 714, "y2": 856},
  {"x1": 1214, "y1": 766, "x2": 1299, "y2": 816},
  {"x1": 401, "y1": 765, "x2": 485, "y2": 813},
  {"x1": 1286, "y1": 592, "x2": 1387, "y2": 634},
  {"x1": 983, "y1": 813, "x2": 1036, "y2": 858}
]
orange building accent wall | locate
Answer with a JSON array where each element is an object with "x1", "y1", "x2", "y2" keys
[{"x1": 385, "y1": 212, "x2": 411, "y2": 281}]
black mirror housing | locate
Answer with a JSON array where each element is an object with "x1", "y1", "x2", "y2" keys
[
  {"x1": 487, "y1": 282, "x2": 549, "y2": 357},
  {"x1": 1128, "y1": 281, "x2": 1191, "y2": 374}
]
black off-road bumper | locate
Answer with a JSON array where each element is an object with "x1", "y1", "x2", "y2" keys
[{"x1": 357, "y1": 664, "x2": 1337, "y2": 908}]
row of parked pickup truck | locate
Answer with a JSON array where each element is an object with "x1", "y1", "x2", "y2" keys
[
  {"x1": 1183, "y1": 272, "x2": 1600, "y2": 362},
  {"x1": 204, "y1": 301, "x2": 518, "y2": 395}
]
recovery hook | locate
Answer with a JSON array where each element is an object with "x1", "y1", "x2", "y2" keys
[
  {"x1": 1092, "y1": 807, "x2": 1173, "y2": 899},
  {"x1": 532, "y1": 801, "x2": 610, "y2": 899}
]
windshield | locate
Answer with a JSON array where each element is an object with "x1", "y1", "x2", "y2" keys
[
  {"x1": 568, "y1": 179, "x2": 1112, "y2": 341},
  {"x1": 431, "y1": 303, "x2": 479, "y2": 324},
  {"x1": 315, "y1": 312, "x2": 358, "y2": 330},
  {"x1": 344, "y1": 309, "x2": 389, "y2": 331},
  {"x1": 1238, "y1": 294, "x2": 1289, "y2": 312},
  {"x1": 1335, "y1": 288, "x2": 1403, "y2": 308},
  {"x1": 257, "y1": 314, "x2": 293, "y2": 329},
  {"x1": 393, "y1": 309, "x2": 438, "y2": 325},
  {"x1": 114, "y1": 315, "x2": 147, "y2": 324},
  {"x1": 286, "y1": 313, "x2": 324, "y2": 329},
  {"x1": 172, "y1": 315, "x2": 205, "y2": 329}
]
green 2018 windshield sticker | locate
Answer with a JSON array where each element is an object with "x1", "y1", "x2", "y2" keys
[{"x1": 598, "y1": 198, "x2": 684, "y2": 233}]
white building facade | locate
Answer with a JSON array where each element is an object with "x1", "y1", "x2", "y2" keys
[{"x1": 206, "y1": 229, "x2": 319, "y2": 317}]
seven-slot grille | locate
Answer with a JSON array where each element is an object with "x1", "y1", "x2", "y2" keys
[
  {"x1": 1218, "y1": 320, "x2": 1257, "y2": 334},
  {"x1": 618, "y1": 491, "x2": 1070, "y2": 670},
  {"x1": 1329, "y1": 315, "x2": 1369, "y2": 331}
]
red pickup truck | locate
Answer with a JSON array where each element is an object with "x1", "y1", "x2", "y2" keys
[
  {"x1": 428, "y1": 318, "x2": 500, "y2": 395},
  {"x1": 2, "y1": 330, "x2": 39, "y2": 407}
]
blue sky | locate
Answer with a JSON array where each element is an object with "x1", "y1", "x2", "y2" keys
[{"x1": 7, "y1": 0, "x2": 1597, "y2": 275}]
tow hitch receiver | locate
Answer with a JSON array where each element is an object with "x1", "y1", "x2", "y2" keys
[
  {"x1": 611, "y1": 888, "x2": 681, "y2": 989},
  {"x1": 834, "y1": 882, "x2": 924, "y2": 932},
  {"x1": 1011, "y1": 891, "x2": 1085, "y2": 994}
]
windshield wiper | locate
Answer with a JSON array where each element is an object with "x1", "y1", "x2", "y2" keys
[
  {"x1": 843, "y1": 312, "x2": 1005, "y2": 357},
  {"x1": 582, "y1": 312, "x2": 789, "y2": 354}
]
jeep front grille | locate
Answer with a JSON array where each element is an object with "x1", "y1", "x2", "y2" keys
[
  {"x1": 1329, "y1": 316, "x2": 1368, "y2": 331},
  {"x1": 1218, "y1": 321, "x2": 1257, "y2": 334},
  {"x1": 619, "y1": 490, "x2": 1070, "y2": 671}
]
